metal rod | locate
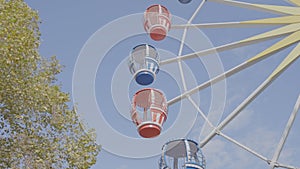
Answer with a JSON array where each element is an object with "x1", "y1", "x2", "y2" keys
[
  {"x1": 184, "y1": 139, "x2": 192, "y2": 162},
  {"x1": 269, "y1": 95, "x2": 300, "y2": 169},
  {"x1": 177, "y1": 0, "x2": 206, "y2": 92},
  {"x1": 172, "y1": 22, "x2": 287, "y2": 29},
  {"x1": 219, "y1": 132, "x2": 270, "y2": 162},
  {"x1": 174, "y1": 158, "x2": 178, "y2": 169},
  {"x1": 200, "y1": 78, "x2": 271, "y2": 147},
  {"x1": 187, "y1": 96, "x2": 215, "y2": 129},
  {"x1": 161, "y1": 40, "x2": 243, "y2": 65},
  {"x1": 276, "y1": 162, "x2": 300, "y2": 169},
  {"x1": 188, "y1": 0, "x2": 206, "y2": 24},
  {"x1": 200, "y1": 53, "x2": 300, "y2": 147},
  {"x1": 167, "y1": 59, "x2": 252, "y2": 105},
  {"x1": 171, "y1": 22, "x2": 266, "y2": 29}
]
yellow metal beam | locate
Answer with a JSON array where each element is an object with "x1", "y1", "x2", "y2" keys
[
  {"x1": 268, "y1": 42, "x2": 300, "y2": 80},
  {"x1": 172, "y1": 16, "x2": 300, "y2": 29},
  {"x1": 161, "y1": 23, "x2": 300, "y2": 65},
  {"x1": 240, "y1": 23, "x2": 300, "y2": 44},
  {"x1": 210, "y1": 0, "x2": 300, "y2": 15},
  {"x1": 288, "y1": 0, "x2": 300, "y2": 6},
  {"x1": 249, "y1": 3, "x2": 300, "y2": 15},
  {"x1": 247, "y1": 30, "x2": 300, "y2": 63},
  {"x1": 241, "y1": 16, "x2": 300, "y2": 25}
]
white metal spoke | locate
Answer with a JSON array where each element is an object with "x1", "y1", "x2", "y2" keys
[
  {"x1": 160, "y1": 36, "x2": 274, "y2": 65},
  {"x1": 172, "y1": 21, "x2": 284, "y2": 29},
  {"x1": 200, "y1": 52, "x2": 299, "y2": 147},
  {"x1": 161, "y1": 40, "x2": 247, "y2": 65},
  {"x1": 172, "y1": 22, "x2": 296, "y2": 29},
  {"x1": 176, "y1": 1, "x2": 207, "y2": 141},
  {"x1": 177, "y1": 0, "x2": 206, "y2": 93},
  {"x1": 187, "y1": 96, "x2": 215, "y2": 129},
  {"x1": 269, "y1": 95, "x2": 300, "y2": 169},
  {"x1": 168, "y1": 58, "x2": 258, "y2": 106},
  {"x1": 172, "y1": 22, "x2": 242, "y2": 29},
  {"x1": 218, "y1": 132, "x2": 270, "y2": 162},
  {"x1": 200, "y1": 78, "x2": 270, "y2": 146},
  {"x1": 277, "y1": 162, "x2": 300, "y2": 169}
]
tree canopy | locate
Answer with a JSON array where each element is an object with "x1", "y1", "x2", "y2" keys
[{"x1": 0, "y1": 0, "x2": 100, "y2": 168}]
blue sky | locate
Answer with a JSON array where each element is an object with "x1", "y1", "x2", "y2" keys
[{"x1": 25, "y1": 0, "x2": 299, "y2": 169}]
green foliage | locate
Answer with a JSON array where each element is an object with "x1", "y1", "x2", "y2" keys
[{"x1": 0, "y1": 0, "x2": 100, "y2": 168}]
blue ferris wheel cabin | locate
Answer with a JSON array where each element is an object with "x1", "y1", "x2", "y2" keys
[
  {"x1": 128, "y1": 44, "x2": 160, "y2": 86},
  {"x1": 179, "y1": 0, "x2": 192, "y2": 4}
]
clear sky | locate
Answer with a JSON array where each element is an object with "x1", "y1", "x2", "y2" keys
[{"x1": 24, "y1": 0, "x2": 300, "y2": 169}]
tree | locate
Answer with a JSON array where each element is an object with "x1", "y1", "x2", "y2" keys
[{"x1": 0, "y1": 0, "x2": 100, "y2": 168}]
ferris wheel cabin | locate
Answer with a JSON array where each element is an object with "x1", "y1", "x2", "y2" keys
[
  {"x1": 131, "y1": 88, "x2": 168, "y2": 138},
  {"x1": 128, "y1": 44, "x2": 160, "y2": 85},
  {"x1": 144, "y1": 4, "x2": 171, "y2": 41},
  {"x1": 159, "y1": 139, "x2": 206, "y2": 169}
]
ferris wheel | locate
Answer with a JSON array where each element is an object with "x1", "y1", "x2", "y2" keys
[{"x1": 73, "y1": 0, "x2": 300, "y2": 169}]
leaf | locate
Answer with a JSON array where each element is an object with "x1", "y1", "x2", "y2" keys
[{"x1": 0, "y1": 0, "x2": 100, "y2": 168}]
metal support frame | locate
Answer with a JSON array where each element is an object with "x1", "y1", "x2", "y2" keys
[
  {"x1": 160, "y1": 0, "x2": 300, "y2": 168},
  {"x1": 269, "y1": 95, "x2": 300, "y2": 169}
]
